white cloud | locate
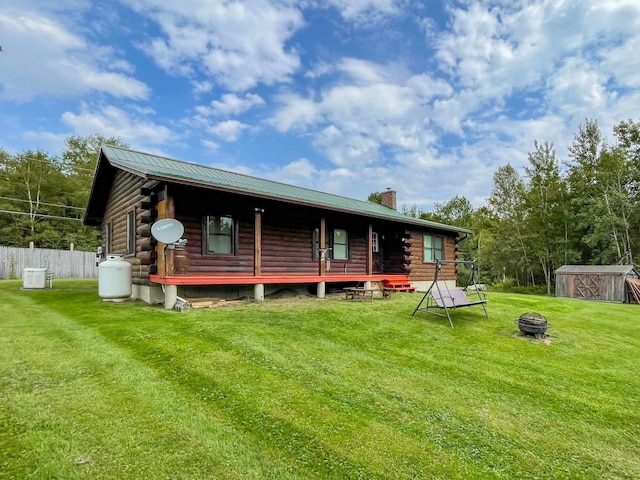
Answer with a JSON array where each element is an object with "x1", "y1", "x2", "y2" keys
[
  {"x1": 270, "y1": 158, "x2": 318, "y2": 182},
  {"x1": 22, "y1": 131, "x2": 69, "y2": 155},
  {"x1": 324, "y1": 0, "x2": 404, "y2": 24},
  {"x1": 191, "y1": 80, "x2": 213, "y2": 95},
  {"x1": 0, "y1": 10, "x2": 149, "y2": 101},
  {"x1": 196, "y1": 93, "x2": 265, "y2": 117},
  {"x1": 127, "y1": 0, "x2": 305, "y2": 91},
  {"x1": 271, "y1": 63, "x2": 447, "y2": 167},
  {"x1": 200, "y1": 139, "x2": 219, "y2": 151},
  {"x1": 208, "y1": 120, "x2": 250, "y2": 142},
  {"x1": 61, "y1": 103, "x2": 173, "y2": 147}
]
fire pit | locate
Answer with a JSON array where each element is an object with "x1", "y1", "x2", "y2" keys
[{"x1": 515, "y1": 312, "x2": 550, "y2": 338}]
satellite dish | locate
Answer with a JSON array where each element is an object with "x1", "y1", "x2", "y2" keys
[{"x1": 151, "y1": 218, "x2": 185, "y2": 244}]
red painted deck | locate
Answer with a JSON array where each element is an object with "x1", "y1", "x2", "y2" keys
[{"x1": 149, "y1": 273, "x2": 411, "y2": 286}]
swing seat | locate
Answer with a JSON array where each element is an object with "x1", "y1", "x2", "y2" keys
[
  {"x1": 412, "y1": 259, "x2": 489, "y2": 328},
  {"x1": 431, "y1": 288, "x2": 487, "y2": 309}
]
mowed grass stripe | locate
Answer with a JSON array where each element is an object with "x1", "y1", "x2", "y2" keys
[
  {"x1": 1, "y1": 280, "x2": 639, "y2": 479},
  {"x1": 0, "y1": 282, "x2": 302, "y2": 479}
]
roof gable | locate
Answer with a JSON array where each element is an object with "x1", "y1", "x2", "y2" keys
[{"x1": 85, "y1": 145, "x2": 471, "y2": 234}]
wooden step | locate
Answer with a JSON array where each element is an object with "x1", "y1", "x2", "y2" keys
[{"x1": 383, "y1": 281, "x2": 416, "y2": 292}]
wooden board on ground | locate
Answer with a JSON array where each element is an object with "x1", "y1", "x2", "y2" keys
[
  {"x1": 185, "y1": 297, "x2": 243, "y2": 309},
  {"x1": 626, "y1": 279, "x2": 640, "y2": 304}
]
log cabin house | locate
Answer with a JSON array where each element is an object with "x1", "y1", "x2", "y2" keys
[{"x1": 84, "y1": 146, "x2": 470, "y2": 308}]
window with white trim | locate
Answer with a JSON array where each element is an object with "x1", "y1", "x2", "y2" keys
[{"x1": 372, "y1": 232, "x2": 379, "y2": 253}]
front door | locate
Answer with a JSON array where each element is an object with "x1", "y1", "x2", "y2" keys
[{"x1": 372, "y1": 231, "x2": 383, "y2": 273}]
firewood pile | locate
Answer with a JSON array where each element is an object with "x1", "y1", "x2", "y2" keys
[{"x1": 626, "y1": 279, "x2": 640, "y2": 304}]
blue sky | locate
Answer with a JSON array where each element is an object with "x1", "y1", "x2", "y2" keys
[{"x1": 1, "y1": 0, "x2": 640, "y2": 211}]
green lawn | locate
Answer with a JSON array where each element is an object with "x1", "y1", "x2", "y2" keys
[{"x1": 0, "y1": 280, "x2": 638, "y2": 479}]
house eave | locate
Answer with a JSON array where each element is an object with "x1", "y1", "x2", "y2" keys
[{"x1": 146, "y1": 174, "x2": 471, "y2": 235}]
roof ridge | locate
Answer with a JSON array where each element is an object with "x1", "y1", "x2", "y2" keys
[{"x1": 102, "y1": 144, "x2": 397, "y2": 210}]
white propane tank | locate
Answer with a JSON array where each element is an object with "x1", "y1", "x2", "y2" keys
[{"x1": 98, "y1": 254, "x2": 132, "y2": 301}]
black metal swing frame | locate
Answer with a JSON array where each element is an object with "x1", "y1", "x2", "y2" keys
[{"x1": 412, "y1": 259, "x2": 488, "y2": 328}]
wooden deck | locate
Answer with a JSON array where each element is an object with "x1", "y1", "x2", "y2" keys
[{"x1": 149, "y1": 273, "x2": 411, "y2": 286}]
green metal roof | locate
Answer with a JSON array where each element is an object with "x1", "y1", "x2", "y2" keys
[{"x1": 95, "y1": 145, "x2": 471, "y2": 234}]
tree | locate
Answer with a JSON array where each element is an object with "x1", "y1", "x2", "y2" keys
[
  {"x1": 522, "y1": 141, "x2": 569, "y2": 294},
  {"x1": 0, "y1": 149, "x2": 75, "y2": 247},
  {"x1": 367, "y1": 192, "x2": 382, "y2": 204},
  {"x1": 567, "y1": 120, "x2": 637, "y2": 265},
  {"x1": 566, "y1": 119, "x2": 604, "y2": 263},
  {"x1": 487, "y1": 163, "x2": 534, "y2": 286},
  {"x1": 62, "y1": 134, "x2": 128, "y2": 209},
  {"x1": 0, "y1": 134, "x2": 128, "y2": 250}
]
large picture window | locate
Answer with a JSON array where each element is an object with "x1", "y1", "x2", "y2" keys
[
  {"x1": 423, "y1": 234, "x2": 444, "y2": 262},
  {"x1": 205, "y1": 215, "x2": 235, "y2": 254}
]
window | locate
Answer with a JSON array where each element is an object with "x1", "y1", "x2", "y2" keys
[
  {"x1": 126, "y1": 211, "x2": 136, "y2": 255},
  {"x1": 372, "y1": 232, "x2": 379, "y2": 253},
  {"x1": 423, "y1": 234, "x2": 444, "y2": 262},
  {"x1": 105, "y1": 222, "x2": 112, "y2": 254},
  {"x1": 312, "y1": 228, "x2": 349, "y2": 260},
  {"x1": 205, "y1": 215, "x2": 234, "y2": 254},
  {"x1": 333, "y1": 229, "x2": 349, "y2": 260}
]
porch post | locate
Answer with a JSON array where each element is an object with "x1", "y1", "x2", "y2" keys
[
  {"x1": 155, "y1": 186, "x2": 175, "y2": 276},
  {"x1": 317, "y1": 281, "x2": 326, "y2": 299},
  {"x1": 254, "y1": 284, "x2": 264, "y2": 302},
  {"x1": 367, "y1": 223, "x2": 373, "y2": 275},
  {"x1": 254, "y1": 208, "x2": 263, "y2": 276},
  {"x1": 319, "y1": 217, "x2": 326, "y2": 276},
  {"x1": 164, "y1": 284, "x2": 177, "y2": 310}
]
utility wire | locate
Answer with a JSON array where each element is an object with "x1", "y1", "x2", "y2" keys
[
  {"x1": 0, "y1": 196, "x2": 86, "y2": 210},
  {"x1": 0, "y1": 209, "x2": 84, "y2": 221}
]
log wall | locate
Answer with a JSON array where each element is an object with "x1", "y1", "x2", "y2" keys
[
  {"x1": 406, "y1": 230, "x2": 458, "y2": 282},
  {"x1": 100, "y1": 179, "x2": 461, "y2": 282},
  {"x1": 100, "y1": 171, "x2": 158, "y2": 285}
]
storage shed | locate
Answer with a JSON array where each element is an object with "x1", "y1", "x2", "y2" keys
[{"x1": 555, "y1": 265, "x2": 639, "y2": 303}]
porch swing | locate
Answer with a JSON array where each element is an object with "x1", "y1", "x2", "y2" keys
[{"x1": 412, "y1": 259, "x2": 488, "y2": 328}]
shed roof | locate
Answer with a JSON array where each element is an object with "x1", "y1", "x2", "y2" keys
[
  {"x1": 85, "y1": 145, "x2": 471, "y2": 234},
  {"x1": 555, "y1": 265, "x2": 638, "y2": 275}
]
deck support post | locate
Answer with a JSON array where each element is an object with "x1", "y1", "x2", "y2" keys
[
  {"x1": 254, "y1": 284, "x2": 264, "y2": 302},
  {"x1": 317, "y1": 281, "x2": 326, "y2": 299},
  {"x1": 164, "y1": 284, "x2": 177, "y2": 310},
  {"x1": 364, "y1": 280, "x2": 372, "y2": 290}
]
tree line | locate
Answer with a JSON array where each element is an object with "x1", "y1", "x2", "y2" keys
[
  {"x1": 0, "y1": 135, "x2": 126, "y2": 251},
  {"x1": 2, "y1": 119, "x2": 638, "y2": 294},
  {"x1": 372, "y1": 119, "x2": 640, "y2": 293}
]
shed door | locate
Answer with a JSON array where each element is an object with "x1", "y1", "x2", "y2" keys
[{"x1": 573, "y1": 274, "x2": 601, "y2": 300}]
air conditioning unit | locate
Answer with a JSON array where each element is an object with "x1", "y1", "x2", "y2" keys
[{"x1": 23, "y1": 268, "x2": 47, "y2": 289}]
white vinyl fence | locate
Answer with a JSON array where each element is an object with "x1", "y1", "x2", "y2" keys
[{"x1": 0, "y1": 246, "x2": 98, "y2": 279}]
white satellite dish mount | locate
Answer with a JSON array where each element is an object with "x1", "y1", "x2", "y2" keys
[
  {"x1": 151, "y1": 218, "x2": 185, "y2": 244},
  {"x1": 151, "y1": 219, "x2": 187, "y2": 266}
]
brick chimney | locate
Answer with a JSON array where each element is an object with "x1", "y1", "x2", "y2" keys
[{"x1": 380, "y1": 188, "x2": 396, "y2": 210}]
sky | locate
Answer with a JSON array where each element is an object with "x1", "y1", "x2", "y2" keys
[{"x1": 1, "y1": 0, "x2": 640, "y2": 211}]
